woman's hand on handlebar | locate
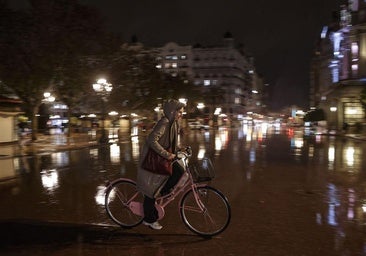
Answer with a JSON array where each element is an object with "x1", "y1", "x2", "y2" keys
[
  {"x1": 185, "y1": 146, "x2": 192, "y2": 155},
  {"x1": 168, "y1": 153, "x2": 176, "y2": 160}
]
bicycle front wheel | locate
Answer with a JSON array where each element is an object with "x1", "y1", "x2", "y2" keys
[
  {"x1": 180, "y1": 186, "x2": 231, "y2": 237},
  {"x1": 105, "y1": 179, "x2": 144, "y2": 228}
]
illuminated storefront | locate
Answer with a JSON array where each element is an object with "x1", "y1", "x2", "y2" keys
[
  {"x1": 0, "y1": 95, "x2": 23, "y2": 143},
  {"x1": 311, "y1": 1, "x2": 366, "y2": 130}
]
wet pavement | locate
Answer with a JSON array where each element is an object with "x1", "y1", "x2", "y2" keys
[
  {"x1": 0, "y1": 131, "x2": 108, "y2": 158},
  {"x1": 1, "y1": 128, "x2": 365, "y2": 158},
  {"x1": 1, "y1": 126, "x2": 366, "y2": 255}
]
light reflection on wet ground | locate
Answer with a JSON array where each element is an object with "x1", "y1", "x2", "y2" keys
[{"x1": 1, "y1": 124, "x2": 366, "y2": 255}]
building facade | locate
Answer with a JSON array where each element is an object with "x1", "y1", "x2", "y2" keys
[
  {"x1": 155, "y1": 34, "x2": 264, "y2": 121},
  {"x1": 311, "y1": 1, "x2": 366, "y2": 130},
  {"x1": 155, "y1": 42, "x2": 193, "y2": 81}
]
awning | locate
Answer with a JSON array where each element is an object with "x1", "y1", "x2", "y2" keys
[{"x1": 0, "y1": 111, "x2": 24, "y2": 117}]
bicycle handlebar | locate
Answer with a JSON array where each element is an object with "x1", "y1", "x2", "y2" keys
[{"x1": 175, "y1": 146, "x2": 192, "y2": 160}]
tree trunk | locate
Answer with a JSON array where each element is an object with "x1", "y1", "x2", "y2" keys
[{"x1": 31, "y1": 106, "x2": 38, "y2": 141}]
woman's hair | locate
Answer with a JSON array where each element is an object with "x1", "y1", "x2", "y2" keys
[
  {"x1": 165, "y1": 99, "x2": 185, "y2": 110},
  {"x1": 163, "y1": 99, "x2": 186, "y2": 120},
  {"x1": 176, "y1": 102, "x2": 185, "y2": 110}
]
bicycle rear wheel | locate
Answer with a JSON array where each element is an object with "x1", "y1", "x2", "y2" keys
[
  {"x1": 105, "y1": 179, "x2": 144, "y2": 228},
  {"x1": 180, "y1": 186, "x2": 231, "y2": 237}
]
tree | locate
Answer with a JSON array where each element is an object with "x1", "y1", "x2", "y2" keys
[
  {"x1": 51, "y1": 2, "x2": 116, "y2": 138},
  {"x1": 201, "y1": 86, "x2": 226, "y2": 120},
  {"x1": 0, "y1": 0, "x2": 109, "y2": 140},
  {"x1": 303, "y1": 108, "x2": 326, "y2": 122},
  {"x1": 0, "y1": 2, "x2": 57, "y2": 140},
  {"x1": 54, "y1": 58, "x2": 96, "y2": 137},
  {"x1": 107, "y1": 45, "x2": 201, "y2": 118}
]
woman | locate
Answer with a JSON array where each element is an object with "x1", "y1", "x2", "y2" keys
[{"x1": 137, "y1": 99, "x2": 185, "y2": 230}]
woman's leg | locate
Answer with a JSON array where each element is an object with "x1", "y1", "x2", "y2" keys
[
  {"x1": 143, "y1": 196, "x2": 158, "y2": 223},
  {"x1": 160, "y1": 162, "x2": 184, "y2": 195}
]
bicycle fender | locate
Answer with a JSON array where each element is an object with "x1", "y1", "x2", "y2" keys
[{"x1": 105, "y1": 178, "x2": 136, "y2": 189}]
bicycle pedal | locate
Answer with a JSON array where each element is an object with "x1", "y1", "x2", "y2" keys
[{"x1": 199, "y1": 190, "x2": 208, "y2": 196}]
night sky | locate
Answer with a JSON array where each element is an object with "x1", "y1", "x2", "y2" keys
[{"x1": 9, "y1": 0, "x2": 341, "y2": 110}]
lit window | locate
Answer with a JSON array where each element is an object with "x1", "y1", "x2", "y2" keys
[
  {"x1": 344, "y1": 102, "x2": 363, "y2": 122},
  {"x1": 331, "y1": 68, "x2": 339, "y2": 83},
  {"x1": 352, "y1": 64, "x2": 358, "y2": 76},
  {"x1": 235, "y1": 97, "x2": 240, "y2": 104},
  {"x1": 166, "y1": 55, "x2": 176, "y2": 60},
  {"x1": 346, "y1": 108, "x2": 357, "y2": 115},
  {"x1": 321, "y1": 26, "x2": 328, "y2": 39},
  {"x1": 172, "y1": 63, "x2": 178, "y2": 68},
  {"x1": 204, "y1": 80, "x2": 211, "y2": 86},
  {"x1": 351, "y1": 42, "x2": 358, "y2": 57},
  {"x1": 156, "y1": 64, "x2": 162, "y2": 69},
  {"x1": 181, "y1": 55, "x2": 187, "y2": 59},
  {"x1": 351, "y1": 42, "x2": 359, "y2": 62},
  {"x1": 331, "y1": 32, "x2": 343, "y2": 57}
]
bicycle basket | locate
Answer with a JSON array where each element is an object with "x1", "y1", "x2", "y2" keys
[{"x1": 191, "y1": 157, "x2": 215, "y2": 182}]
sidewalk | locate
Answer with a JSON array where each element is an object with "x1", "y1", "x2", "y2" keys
[
  {"x1": 323, "y1": 130, "x2": 366, "y2": 141},
  {"x1": 343, "y1": 133, "x2": 366, "y2": 141},
  {"x1": 0, "y1": 133, "x2": 99, "y2": 158}
]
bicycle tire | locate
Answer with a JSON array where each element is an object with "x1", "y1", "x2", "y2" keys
[
  {"x1": 105, "y1": 179, "x2": 144, "y2": 228},
  {"x1": 180, "y1": 186, "x2": 231, "y2": 237}
]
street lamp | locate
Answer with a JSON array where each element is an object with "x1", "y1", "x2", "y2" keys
[
  {"x1": 92, "y1": 78, "x2": 112, "y2": 143},
  {"x1": 43, "y1": 92, "x2": 55, "y2": 102},
  {"x1": 197, "y1": 102, "x2": 205, "y2": 109},
  {"x1": 42, "y1": 92, "x2": 56, "y2": 134}
]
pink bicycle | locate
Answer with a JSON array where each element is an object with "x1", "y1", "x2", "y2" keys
[{"x1": 105, "y1": 147, "x2": 231, "y2": 237}]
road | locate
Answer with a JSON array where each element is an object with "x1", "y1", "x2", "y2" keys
[{"x1": 0, "y1": 125, "x2": 366, "y2": 255}]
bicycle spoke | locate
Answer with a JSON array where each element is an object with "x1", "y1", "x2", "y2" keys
[
  {"x1": 105, "y1": 180, "x2": 144, "y2": 228},
  {"x1": 180, "y1": 186, "x2": 231, "y2": 236}
]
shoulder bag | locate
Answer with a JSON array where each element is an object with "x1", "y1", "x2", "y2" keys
[{"x1": 142, "y1": 148, "x2": 173, "y2": 176}]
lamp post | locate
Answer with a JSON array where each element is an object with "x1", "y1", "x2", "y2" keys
[
  {"x1": 92, "y1": 78, "x2": 112, "y2": 143},
  {"x1": 330, "y1": 106, "x2": 337, "y2": 132},
  {"x1": 108, "y1": 111, "x2": 118, "y2": 140},
  {"x1": 42, "y1": 92, "x2": 56, "y2": 134},
  {"x1": 179, "y1": 98, "x2": 187, "y2": 128}
]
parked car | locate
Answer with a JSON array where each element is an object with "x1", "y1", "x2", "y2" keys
[{"x1": 188, "y1": 121, "x2": 210, "y2": 130}]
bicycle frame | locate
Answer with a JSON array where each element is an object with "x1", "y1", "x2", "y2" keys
[
  {"x1": 155, "y1": 150, "x2": 209, "y2": 219},
  {"x1": 155, "y1": 176, "x2": 208, "y2": 220},
  {"x1": 105, "y1": 149, "x2": 208, "y2": 221}
]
